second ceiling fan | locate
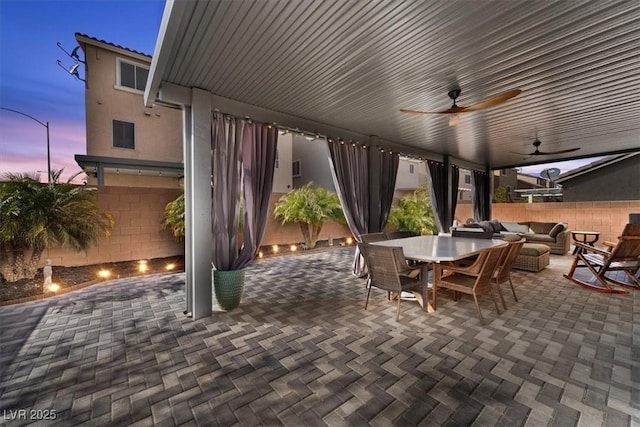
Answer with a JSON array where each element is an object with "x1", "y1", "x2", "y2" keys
[{"x1": 400, "y1": 88, "x2": 522, "y2": 126}]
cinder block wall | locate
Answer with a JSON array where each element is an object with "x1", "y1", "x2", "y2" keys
[
  {"x1": 40, "y1": 186, "x2": 184, "y2": 267},
  {"x1": 260, "y1": 193, "x2": 352, "y2": 246},
  {"x1": 455, "y1": 201, "x2": 640, "y2": 244}
]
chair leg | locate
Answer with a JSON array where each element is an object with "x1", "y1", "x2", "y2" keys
[
  {"x1": 509, "y1": 278, "x2": 518, "y2": 302},
  {"x1": 488, "y1": 287, "x2": 502, "y2": 315},
  {"x1": 472, "y1": 293, "x2": 485, "y2": 324},
  {"x1": 396, "y1": 298, "x2": 401, "y2": 321},
  {"x1": 494, "y1": 281, "x2": 507, "y2": 310},
  {"x1": 432, "y1": 284, "x2": 437, "y2": 310},
  {"x1": 364, "y1": 286, "x2": 371, "y2": 310}
]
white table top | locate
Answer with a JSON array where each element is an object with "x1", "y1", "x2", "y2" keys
[{"x1": 372, "y1": 235, "x2": 507, "y2": 262}]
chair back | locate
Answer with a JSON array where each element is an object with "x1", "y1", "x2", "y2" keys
[
  {"x1": 359, "y1": 244, "x2": 404, "y2": 293},
  {"x1": 385, "y1": 230, "x2": 413, "y2": 240},
  {"x1": 359, "y1": 232, "x2": 388, "y2": 243},
  {"x1": 608, "y1": 224, "x2": 640, "y2": 261},
  {"x1": 495, "y1": 238, "x2": 526, "y2": 283},
  {"x1": 473, "y1": 244, "x2": 508, "y2": 292}
]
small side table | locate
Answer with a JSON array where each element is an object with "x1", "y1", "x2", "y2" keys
[{"x1": 571, "y1": 230, "x2": 600, "y2": 255}]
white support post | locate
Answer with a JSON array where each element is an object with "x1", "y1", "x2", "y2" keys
[{"x1": 186, "y1": 88, "x2": 213, "y2": 319}]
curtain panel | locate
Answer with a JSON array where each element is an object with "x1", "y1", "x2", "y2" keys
[
  {"x1": 472, "y1": 169, "x2": 491, "y2": 221},
  {"x1": 426, "y1": 160, "x2": 447, "y2": 233},
  {"x1": 377, "y1": 152, "x2": 400, "y2": 231},
  {"x1": 327, "y1": 141, "x2": 369, "y2": 239},
  {"x1": 450, "y1": 164, "x2": 460, "y2": 227},
  {"x1": 327, "y1": 142, "x2": 399, "y2": 276},
  {"x1": 211, "y1": 113, "x2": 278, "y2": 271}
]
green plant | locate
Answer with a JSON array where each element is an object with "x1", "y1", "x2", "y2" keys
[
  {"x1": 388, "y1": 184, "x2": 437, "y2": 235},
  {"x1": 273, "y1": 183, "x2": 345, "y2": 249},
  {"x1": 162, "y1": 193, "x2": 185, "y2": 240},
  {"x1": 494, "y1": 185, "x2": 511, "y2": 203},
  {"x1": 0, "y1": 170, "x2": 114, "y2": 282}
]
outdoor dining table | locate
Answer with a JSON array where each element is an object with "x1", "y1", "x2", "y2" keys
[{"x1": 372, "y1": 235, "x2": 506, "y2": 311}]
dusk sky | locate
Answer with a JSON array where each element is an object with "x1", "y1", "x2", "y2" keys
[
  {"x1": 0, "y1": 0, "x2": 600, "y2": 183},
  {"x1": 0, "y1": 0, "x2": 163, "y2": 182}
]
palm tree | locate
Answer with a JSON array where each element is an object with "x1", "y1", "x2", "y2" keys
[
  {"x1": 0, "y1": 170, "x2": 114, "y2": 282},
  {"x1": 162, "y1": 193, "x2": 185, "y2": 240},
  {"x1": 388, "y1": 184, "x2": 437, "y2": 236},
  {"x1": 273, "y1": 183, "x2": 345, "y2": 249}
]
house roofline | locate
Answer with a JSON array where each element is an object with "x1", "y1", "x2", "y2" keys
[
  {"x1": 556, "y1": 152, "x2": 640, "y2": 183},
  {"x1": 75, "y1": 33, "x2": 152, "y2": 63}
]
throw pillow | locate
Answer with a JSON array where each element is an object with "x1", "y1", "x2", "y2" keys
[
  {"x1": 549, "y1": 223, "x2": 567, "y2": 238},
  {"x1": 502, "y1": 222, "x2": 531, "y2": 233},
  {"x1": 489, "y1": 219, "x2": 503, "y2": 233},
  {"x1": 477, "y1": 221, "x2": 494, "y2": 234}
]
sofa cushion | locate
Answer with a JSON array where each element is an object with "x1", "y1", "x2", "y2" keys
[
  {"x1": 549, "y1": 222, "x2": 567, "y2": 238},
  {"x1": 524, "y1": 233, "x2": 555, "y2": 243},
  {"x1": 501, "y1": 222, "x2": 530, "y2": 233},
  {"x1": 527, "y1": 221, "x2": 555, "y2": 234}
]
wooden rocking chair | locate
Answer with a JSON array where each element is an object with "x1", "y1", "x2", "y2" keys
[{"x1": 564, "y1": 223, "x2": 640, "y2": 293}]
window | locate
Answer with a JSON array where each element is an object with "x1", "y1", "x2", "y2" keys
[
  {"x1": 292, "y1": 160, "x2": 301, "y2": 178},
  {"x1": 113, "y1": 120, "x2": 135, "y2": 149},
  {"x1": 117, "y1": 59, "x2": 149, "y2": 91},
  {"x1": 409, "y1": 164, "x2": 415, "y2": 174},
  {"x1": 464, "y1": 174, "x2": 471, "y2": 184}
]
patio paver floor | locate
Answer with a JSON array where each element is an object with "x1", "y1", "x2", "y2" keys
[{"x1": 0, "y1": 248, "x2": 638, "y2": 426}]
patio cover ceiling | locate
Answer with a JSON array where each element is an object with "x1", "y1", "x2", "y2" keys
[{"x1": 145, "y1": 0, "x2": 640, "y2": 170}]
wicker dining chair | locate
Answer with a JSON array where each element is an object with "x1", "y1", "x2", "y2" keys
[
  {"x1": 359, "y1": 243, "x2": 427, "y2": 320},
  {"x1": 358, "y1": 232, "x2": 388, "y2": 243},
  {"x1": 433, "y1": 243, "x2": 507, "y2": 324},
  {"x1": 492, "y1": 237, "x2": 526, "y2": 308}
]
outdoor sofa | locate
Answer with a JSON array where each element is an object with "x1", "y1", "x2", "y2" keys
[{"x1": 455, "y1": 219, "x2": 570, "y2": 255}]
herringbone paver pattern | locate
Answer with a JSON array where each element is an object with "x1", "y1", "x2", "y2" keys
[{"x1": 0, "y1": 248, "x2": 638, "y2": 426}]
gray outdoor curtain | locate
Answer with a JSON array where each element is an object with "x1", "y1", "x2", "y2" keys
[
  {"x1": 211, "y1": 113, "x2": 278, "y2": 271},
  {"x1": 327, "y1": 141, "x2": 399, "y2": 276},
  {"x1": 426, "y1": 160, "x2": 447, "y2": 233},
  {"x1": 327, "y1": 141, "x2": 369, "y2": 240},
  {"x1": 472, "y1": 169, "x2": 491, "y2": 221},
  {"x1": 426, "y1": 160, "x2": 460, "y2": 233},
  {"x1": 450, "y1": 164, "x2": 460, "y2": 227},
  {"x1": 376, "y1": 152, "x2": 400, "y2": 231}
]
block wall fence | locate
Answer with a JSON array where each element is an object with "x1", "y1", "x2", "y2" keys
[
  {"x1": 455, "y1": 201, "x2": 640, "y2": 245},
  {"x1": 40, "y1": 185, "x2": 640, "y2": 267}
]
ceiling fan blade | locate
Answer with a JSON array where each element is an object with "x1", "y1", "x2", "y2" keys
[
  {"x1": 399, "y1": 109, "x2": 441, "y2": 115},
  {"x1": 460, "y1": 89, "x2": 522, "y2": 112},
  {"x1": 400, "y1": 106, "x2": 467, "y2": 115},
  {"x1": 534, "y1": 147, "x2": 581, "y2": 155}
]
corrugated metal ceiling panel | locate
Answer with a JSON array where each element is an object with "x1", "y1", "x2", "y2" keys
[{"x1": 157, "y1": 0, "x2": 640, "y2": 168}]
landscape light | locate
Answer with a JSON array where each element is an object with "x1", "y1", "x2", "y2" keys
[
  {"x1": 47, "y1": 283, "x2": 60, "y2": 293},
  {"x1": 138, "y1": 260, "x2": 149, "y2": 273},
  {"x1": 97, "y1": 269, "x2": 111, "y2": 279},
  {"x1": 272, "y1": 245, "x2": 279, "y2": 253},
  {"x1": 165, "y1": 263, "x2": 176, "y2": 271},
  {"x1": 258, "y1": 251, "x2": 264, "y2": 258},
  {"x1": 290, "y1": 245, "x2": 297, "y2": 252},
  {"x1": 346, "y1": 237, "x2": 353, "y2": 245}
]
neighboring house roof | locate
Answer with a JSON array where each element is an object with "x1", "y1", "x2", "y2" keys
[
  {"x1": 556, "y1": 152, "x2": 640, "y2": 183},
  {"x1": 75, "y1": 33, "x2": 152, "y2": 62},
  {"x1": 75, "y1": 155, "x2": 183, "y2": 178}
]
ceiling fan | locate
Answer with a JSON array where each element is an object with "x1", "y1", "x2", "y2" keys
[
  {"x1": 400, "y1": 88, "x2": 522, "y2": 126},
  {"x1": 515, "y1": 138, "x2": 581, "y2": 157}
]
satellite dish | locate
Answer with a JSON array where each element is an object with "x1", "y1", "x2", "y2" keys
[{"x1": 540, "y1": 167, "x2": 561, "y2": 180}]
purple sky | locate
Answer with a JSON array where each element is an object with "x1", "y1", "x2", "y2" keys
[
  {"x1": 0, "y1": 0, "x2": 600, "y2": 183},
  {"x1": 0, "y1": 0, "x2": 163, "y2": 182}
]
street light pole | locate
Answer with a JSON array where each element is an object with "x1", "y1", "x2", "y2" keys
[{"x1": 0, "y1": 107, "x2": 52, "y2": 186}]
